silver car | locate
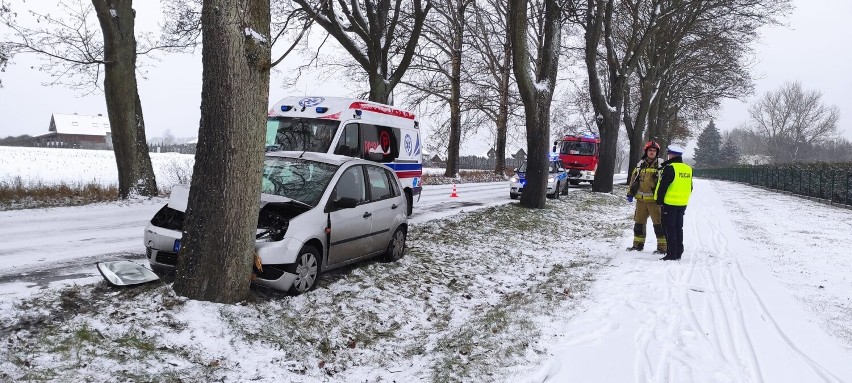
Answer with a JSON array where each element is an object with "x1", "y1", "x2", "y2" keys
[{"x1": 143, "y1": 152, "x2": 408, "y2": 294}]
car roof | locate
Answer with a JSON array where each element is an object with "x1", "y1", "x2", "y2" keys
[{"x1": 264, "y1": 151, "x2": 381, "y2": 168}]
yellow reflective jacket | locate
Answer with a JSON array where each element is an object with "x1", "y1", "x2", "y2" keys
[
  {"x1": 628, "y1": 157, "x2": 663, "y2": 201},
  {"x1": 654, "y1": 158, "x2": 693, "y2": 206}
]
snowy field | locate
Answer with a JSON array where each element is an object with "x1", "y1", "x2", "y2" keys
[
  {"x1": 0, "y1": 146, "x2": 194, "y2": 191},
  {"x1": 0, "y1": 147, "x2": 851, "y2": 382}
]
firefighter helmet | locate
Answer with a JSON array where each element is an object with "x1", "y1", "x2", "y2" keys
[{"x1": 643, "y1": 141, "x2": 660, "y2": 152}]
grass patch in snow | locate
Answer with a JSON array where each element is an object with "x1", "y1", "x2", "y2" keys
[
  {"x1": 0, "y1": 191, "x2": 631, "y2": 382},
  {"x1": 0, "y1": 176, "x2": 120, "y2": 210}
]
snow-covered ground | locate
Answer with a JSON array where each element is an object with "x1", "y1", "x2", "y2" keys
[
  {"x1": 0, "y1": 146, "x2": 194, "y2": 190},
  {"x1": 1, "y1": 149, "x2": 850, "y2": 382},
  {"x1": 522, "y1": 179, "x2": 852, "y2": 382}
]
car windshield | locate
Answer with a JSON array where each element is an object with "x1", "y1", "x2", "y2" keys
[
  {"x1": 267, "y1": 117, "x2": 340, "y2": 153},
  {"x1": 518, "y1": 161, "x2": 561, "y2": 174},
  {"x1": 560, "y1": 141, "x2": 596, "y2": 156},
  {"x1": 261, "y1": 157, "x2": 338, "y2": 206}
]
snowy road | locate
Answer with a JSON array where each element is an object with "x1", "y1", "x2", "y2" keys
[
  {"x1": 0, "y1": 182, "x2": 522, "y2": 298},
  {"x1": 0, "y1": 177, "x2": 624, "y2": 299},
  {"x1": 528, "y1": 179, "x2": 852, "y2": 382}
]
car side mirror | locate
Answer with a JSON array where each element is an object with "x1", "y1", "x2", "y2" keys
[
  {"x1": 332, "y1": 197, "x2": 358, "y2": 210},
  {"x1": 558, "y1": 167, "x2": 565, "y2": 172}
]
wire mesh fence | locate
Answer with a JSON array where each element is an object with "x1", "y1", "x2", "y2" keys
[
  {"x1": 426, "y1": 156, "x2": 525, "y2": 171},
  {"x1": 695, "y1": 164, "x2": 852, "y2": 207}
]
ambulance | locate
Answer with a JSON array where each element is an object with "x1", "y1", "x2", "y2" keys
[{"x1": 266, "y1": 96, "x2": 422, "y2": 216}]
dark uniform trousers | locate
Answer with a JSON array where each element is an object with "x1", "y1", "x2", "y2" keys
[{"x1": 661, "y1": 205, "x2": 686, "y2": 258}]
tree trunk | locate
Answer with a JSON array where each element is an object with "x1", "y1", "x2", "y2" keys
[
  {"x1": 173, "y1": 0, "x2": 270, "y2": 304},
  {"x1": 591, "y1": 74, "x2": 624, "y2": 193},
  {"x1": 624, "y1": 78, "x2": 654, "y2": 180},
  {"x1": 493, "y1": 11, "x2": 512, "y2": 175},
  {"x1": 519, "y1": 93, "x2": 552, "y2": 208},
  {"x1": 510, "y1": 0, "x2": 560, "y2": 209},
  {"x1": 92, "y1": 0, "x2": 157, "y2": 198},
  {"x1": 594, "y1": 112, "x2": 619, "y2": 192},
  {"x1": 444, "y1": 5, "x2": 466, "y2": 178},
  {"x1": 368, "y1": 74, "x2": 391, "y2": 104}
]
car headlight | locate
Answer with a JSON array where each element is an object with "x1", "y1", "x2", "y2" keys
[
  {"x1": 510, "y1": 176, "x2": 518, "y2": 182},
  {"x1": 548, "y1": 177, "x2": 555, "y2": 183}
]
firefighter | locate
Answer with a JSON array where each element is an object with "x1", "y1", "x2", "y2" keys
[
  {"x1": 626, "y1": 141, "x2": 666, "y2": 253},
  {"x1": 655, "y1": 144, "x2": 693, "y2": 261}
]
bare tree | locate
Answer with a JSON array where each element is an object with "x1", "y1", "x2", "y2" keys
[
  {"x1": 617, "y1": 0, "x2": 788, "y2": 178},
  {"x1": 399, "y1": 0, "x2": 475, "y2": 177},
  {"x1": 0, "y1": 1, "x2": 9, "y2": 86},
  {"x1": 748, "y1": 81, "x2": 840, "y2": 163},
  {"x1": 292, "y1": 0, "x2": 431, "y2": 104},
  {"x1": 577, "y1": 0, "x2": 665, "y2": 193},
  {"x1": 160, "y1": 0, "x2": 316, "y2": 69},
  {"x1": 469, "y1": 0, "x2": 521, "y2": 174},
  {"x1": 162, "y1": 129, "x2": 176, "y2": 146},
  {"x1": 510, "y1": 0, "x2": 563, "y2": 208},
  {"x1": 173, "y1": 0, "x2": 271, "y2": 303},
  {"x1": 1, "y1": 0, "x2": 184, "y2": 198}
]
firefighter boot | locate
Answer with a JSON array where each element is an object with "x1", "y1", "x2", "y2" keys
[
  {"x1": 652, "y1": 224, "x2": 667, "y2": 255},
  {"x1": 627, "y1": 224, "x2": 645, "y2": 251}
]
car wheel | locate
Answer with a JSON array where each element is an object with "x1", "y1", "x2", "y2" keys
[
  {"x1": 288, "y1": 245, "x2": 321, "y2": 295},
  {"x1": 510, "y1": 193, "x2": 518, "y2": 200},
  {"x1": 569, "y1": 179, "x2": 580, "y2": 186},
  {"x1": 381, "y1": 226, "x2": 406, "y2": 262},
  {"x1": 561, "y1": 181, "x2": 569, "y2": 195},
  {"x1": 554, "y1": 182, "x2": 561, "y2": 199}
]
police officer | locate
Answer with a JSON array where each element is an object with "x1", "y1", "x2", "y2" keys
[
  {"x1": 655, "y1": 144, "x2": 693, "y2": 261},
  {"x1": 626, "y1": 141, "x2": 666, "y2": 254}
]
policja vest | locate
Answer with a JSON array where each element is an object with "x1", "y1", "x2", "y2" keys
[{"x1": 655, "y1": 162, "x2": 692, "y2": 206}]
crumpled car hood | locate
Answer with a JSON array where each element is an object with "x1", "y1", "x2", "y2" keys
[{"x1": 167, "y1": 184, "x2": 308, "y2": 213}]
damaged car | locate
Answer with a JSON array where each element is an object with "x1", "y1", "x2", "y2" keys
[{"x1": 143, "y1": 152, "x2": 408, "y2": 295}]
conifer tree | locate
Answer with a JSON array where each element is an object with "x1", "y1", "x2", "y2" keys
[
  {"x1": 718, "y1": 138, "x2": 740, "y2": 166},
  {"x1": 694, "y1": 120, "x2": 722, "y2": 167}
]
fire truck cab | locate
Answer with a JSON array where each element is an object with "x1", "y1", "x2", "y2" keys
[{"x1": 553, "y1": 134, "x2": 600, "y2": 185}]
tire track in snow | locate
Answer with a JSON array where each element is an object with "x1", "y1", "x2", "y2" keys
[
  {"x1": 695, "y1": 207, "x2": 763, "y2": 382},
  {"x1": 632, "y1": 184, "x2": 766, "y2": 383},
  {"x1": 671, "y1": 181, "x2": 843, "y2": 383},
  {"x1": 704, "y1": 182, "x2": 845, "y2": 382}
]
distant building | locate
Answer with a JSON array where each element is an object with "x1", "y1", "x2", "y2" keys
[{"x1": 36, "y1": 113, "x2": 111, "y2": 149}]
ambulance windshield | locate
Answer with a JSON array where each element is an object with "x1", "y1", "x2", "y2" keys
[{"x1": 267, "y1": 117, "x2": 340, "y2": 153}]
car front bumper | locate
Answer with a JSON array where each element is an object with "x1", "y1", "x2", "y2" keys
[{"x1": 143, "y1": 223, "x2": 303, "y2": 291}]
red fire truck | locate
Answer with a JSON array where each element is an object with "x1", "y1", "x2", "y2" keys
[{"x1": 552, "y1": 134, "x2": 600, "y2": 185}]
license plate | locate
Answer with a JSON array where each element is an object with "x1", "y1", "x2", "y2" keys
[{"x1": 173, "y1": 239, "x2": 181, "y2": 253}]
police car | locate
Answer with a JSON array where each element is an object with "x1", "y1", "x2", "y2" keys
[{"x1": 509, "y1": 155, "x2": 569, "y2": 199}]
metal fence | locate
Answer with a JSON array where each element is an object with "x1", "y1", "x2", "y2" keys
[
  {"x1": 427, "y1": 156, "x2": 525, "y2": 171},
  {"x1": 696, "y1": 164, "x2": 852, "y2": 207}
]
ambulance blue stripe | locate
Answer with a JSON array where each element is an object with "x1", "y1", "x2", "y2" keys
[{"x1": 384, "y1": 163, "x2": 422, "y2": 171}]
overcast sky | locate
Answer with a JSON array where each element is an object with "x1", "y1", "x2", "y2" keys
[{"x1": 1, "y1": 0, "x2": 850, "y2": 154}]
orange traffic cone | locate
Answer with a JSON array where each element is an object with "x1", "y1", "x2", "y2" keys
[{"x1": 450, "y1": 183, "x2": 459, "y2": 198}]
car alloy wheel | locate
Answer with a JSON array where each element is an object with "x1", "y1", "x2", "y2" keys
[
  {"x1": 382, "y1": 227, "x2": 406, "y2": 262},
  {"x1": 289, "y1": 246, "x2": 320, "y2": 294}
]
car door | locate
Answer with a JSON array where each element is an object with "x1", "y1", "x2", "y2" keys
[
  {"x1": 327, "y1": 165, "x2": 373, "y2": 266},
  {"x1": 364, "y1": 165, "x2": 402, "y2": 254}
]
